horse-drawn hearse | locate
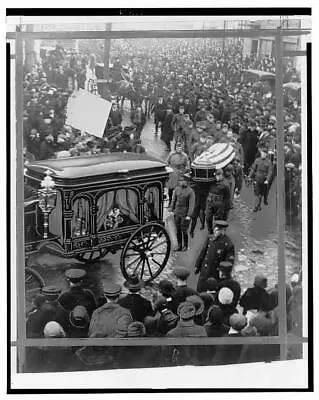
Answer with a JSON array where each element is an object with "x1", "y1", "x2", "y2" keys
[{"x1": 24, "y1": 152, "x2": 172, "y2": 297}]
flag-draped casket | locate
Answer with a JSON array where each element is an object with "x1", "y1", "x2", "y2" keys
[{"x1": 191, "y1": 142, "x2": 236, "y2": 182}]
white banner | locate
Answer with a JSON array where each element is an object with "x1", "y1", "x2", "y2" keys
[{"x1": 65, "y1": 89, "x2": 112, "y2": 138}]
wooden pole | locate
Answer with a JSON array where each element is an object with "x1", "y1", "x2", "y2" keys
[
  {"x1": 275, "y1": 30, "x2": 288, "y2": 360},
  {"x1": 15, "y1": 28, "x2": 26, "y2": 372},
  {"x1": 103, "y1": 23, "x2": 112, "y2": 79}
]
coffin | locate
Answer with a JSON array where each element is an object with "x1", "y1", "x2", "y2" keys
[{"x1": 191, "y1": 142, "x2": 236, "y2": 182}]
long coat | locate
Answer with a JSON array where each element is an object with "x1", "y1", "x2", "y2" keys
[
  {"x1": 195, "y1": 233, "x2": 235, "y2": 292},
  {"x1": 118, "y1": 293, "x2": 154, "y2": 322},
  {"x1": 89, "y1": 302, "x2": 133, "y2": 338},
  {"x1": 161, "y1": 112, "x2": 175, "y2": 144},
  {"x1": 166, "y1": 151, "x2": 189, "y2": 189}
]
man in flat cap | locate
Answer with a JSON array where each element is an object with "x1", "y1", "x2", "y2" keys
[
  {"x1": 194, "y1": 220, "x2": 235, "y2": 293},
  {"x1": 58, "y1": 269, "x2": 97, "y2": 317},
  {"x1": 26, "y1": 285, "x2": 69, "y2": 338},
  {"x1": 89, "y1": 283, "x2": 133, "y2": 338},
  {"x1": 173, "y1": 266, "x2": 197, "y2": 307}
]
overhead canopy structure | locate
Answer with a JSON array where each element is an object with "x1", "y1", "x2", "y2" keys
[
  {"x1": 243, "y1": 69, "x2": 276, "y2": 81},
  {"x1": 283, "y1": 81, "x2": 302, "y2": 92}
]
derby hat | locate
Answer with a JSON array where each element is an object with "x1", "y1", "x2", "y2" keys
[
  {"x1": 124, "y1": 274, "x2": 144, "y2": 292},
  {"x1": 69, "y1": 305, "x2": 90, "y2": 329}
]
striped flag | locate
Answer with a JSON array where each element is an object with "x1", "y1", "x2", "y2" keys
[{"x1": 192, "y1": 143, "x2": 236, "y2": 170}]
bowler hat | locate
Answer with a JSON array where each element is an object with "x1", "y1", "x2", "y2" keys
[
  {"x1": 103, "y1": 282, "x2": 122, "y2": 298},
  {"x1": 229, "y1": 313, "x2": 247, "y2": 331},
  {"x1": 254, "y1": 275, "x2": 268, "y2": 289},
  {"x1": 41, "y1": 285, "x2": 61, "y2": 298},
  {"x1": 158, "y1": 279, "x2": 175, "y2": 297},
  {"x1": 173, "y1": 266, "x2": 190, "y2": 280},
  {"x1": 207, "y1": 305, "x2": 224, "y2": 324},
  {"x1": 205, "y1": 277, "x2": 218, "y2": 293},
  {"x1": 177, "y1": 301, "x2": 196, "y2": 320},
  {"x1": 69, "y1": 305, "x2": 90, "y2": 329},
  {"x1": 65, "y1": 268, "x2": 86, "y2": 283},
  {"x1": 124, "y1": 274, "x2": 144, "y2": 292}
]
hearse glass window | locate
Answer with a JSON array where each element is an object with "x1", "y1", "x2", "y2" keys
[
  {"x1": 144, "y1": 185, "x2": 160, "y2": 222},
  {"x1": 72, "y1": 196, "x2": 91, "y2": 236},
  {"x1": 96, "y1": 189, "x2": 139, "y2": 232}
]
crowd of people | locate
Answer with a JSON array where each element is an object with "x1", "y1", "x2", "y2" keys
[
  {"x1": 23, "y1": 38, "x2": 303, "y2": 372},
  {"x1": 25, "y1": 261, "x2": 302, "y2": 371}
]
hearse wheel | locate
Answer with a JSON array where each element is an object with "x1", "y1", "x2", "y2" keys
[
  {"x1": 75, "y1": 248, "x2": 109, "y2": 263},
  {"x1": 120, "y1": 223, "x2": 171, "y2": 283}
]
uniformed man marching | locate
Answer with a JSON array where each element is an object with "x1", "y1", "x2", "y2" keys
[
  {"x1": 205, "y1": 169, "x2": 231, "y2": 234},
  {"x1": 194, "y1": 220, "x2": 235, "y2": 293},
  {"x1": 168, "y1": 175, "x2": 195, "y2": 251},
  {"x1": 58, "y1": 269, "x2": 97, "y2": 317},
  {"x1": 248, "y1": 146, "x2": 273, "y2": 212}
]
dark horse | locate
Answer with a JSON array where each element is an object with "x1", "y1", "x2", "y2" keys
[{"x1": 111, "y1": 80, "x2": 141, "y2": 111}]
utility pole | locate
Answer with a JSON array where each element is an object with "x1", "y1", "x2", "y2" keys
[
  {"x1": 103, "y1": 23, "x2": 112, "y2": 79},
  {"x1": 222, "y1": 20, "x2": 226, "y2": 53},
  {"x1": 102, "y1": 23, "x2": 112, "y2": 100}
]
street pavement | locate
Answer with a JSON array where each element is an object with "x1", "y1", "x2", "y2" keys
[{"x1": 27, "y1": 108, "x2": 302, "y2": 308}]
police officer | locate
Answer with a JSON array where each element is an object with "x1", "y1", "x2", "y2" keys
[
  {"x1": 248, "y1": 146, "x2": 273, "y2": 212},
  {"x1": 168, "y1": 174, "x2": 195, "y2": 251},
  {"x1": 58, "y1": 269, "x2": 97, "y2": 317},
  {"x1": 205, "y1": 169, "x2": 231, "y2": 234},
  {"x1": 194, "y1": 221, "x2": 235, "y2": 293}
]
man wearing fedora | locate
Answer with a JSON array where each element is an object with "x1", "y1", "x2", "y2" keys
[
  {"x1": 195, "y1": 220, "x2": 235, "y2": 293},
  {"x1": 166, "y1": 301, "x2": 207, "y2": 337},
  {"x1": 118, "y1": 275, "x2": 154, "y2": 323}
]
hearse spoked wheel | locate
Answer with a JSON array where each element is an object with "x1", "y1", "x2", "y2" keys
[
  {"x1": 75, "y1": 248, "x2": 108, "y2": 263},
  {"x1": 120, "y1": 223, "x2": 171, "y2": 283}
]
